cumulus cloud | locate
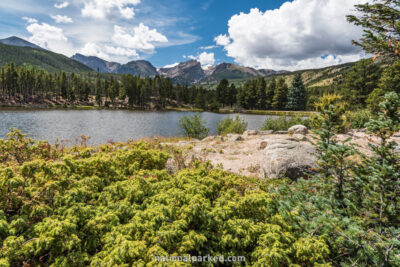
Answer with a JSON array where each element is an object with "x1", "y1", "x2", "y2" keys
[
  {"x1": 214, "y1": 34, "x2": 230, "y2": 46},
  {"x1": 112, "y1": 23, "x2": 168, "y2": 54},
  {"x1": 188, "y1": 52, "x2": 215, "y2": 66},
  {"x1": 79, "y1": 42, "x2": 138, "y2": 62},
  {"x1": 51, "y1": 14, "x2": 73, "y2": 23},
  {"x1": 217, "y1": 0, "x2": 367, "y2": 70},
  {"x1": 54, "y1": 1, "x2": 69, "y2": 9},
  {"x1": 22, "y1": 17, "x2": 38, "y2": 24},
  {"x1": 26, "y1": 22, "x2": 74, "y2": 55},
  {"x1": 80, "y1": 0, "x2": 141, "y2": 19}
]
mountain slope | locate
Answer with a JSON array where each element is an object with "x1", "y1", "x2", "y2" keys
[
  {"x1": 159, "y1": 60, "x2": 206, "y2": 84},
  {"x1": 0, "y1": 36, "x2": 42, "y2": 49},
  {"x1": 71, "y1": 53, "x2": 120, "y2": 73},
  {"x1": 0, "y1": 44, "x2": 93, "y2": 73},
  {"x1": 271, "y1": 61, "x2": 356, "y2": 88},
  {"x1": 116, "y1": 60, "x2": 158, "y2": 76},
  {"x1": 72, "y1": 54, "x2": 158, "y2": 77}
]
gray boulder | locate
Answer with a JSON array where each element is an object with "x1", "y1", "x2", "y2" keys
[
  {"x1": 259, "y1": 130, "x2": 275, "y2": 135},
  {"x1": 227, "y1": 134, "x2": 243, "y2": 142},
  {"x1": 244, "y1": 130, "x2": 258, "y2": 136},
  {"x1": 262, "y1": 139, "x2": 317, "y2": 180},
  {"x1": 288, "y1": 125, "x2": 308, "y2": 135}
]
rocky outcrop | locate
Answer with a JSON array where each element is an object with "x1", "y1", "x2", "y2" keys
[
  {"x1": 159, "y1": 60, "x2": 206, "y2": 83},
  {"x1": 288, "y1": 125, "x2": 308, "y2": 135},
  {"x1": 262, "y1": 138, "x2": 317, "y2": 180}
]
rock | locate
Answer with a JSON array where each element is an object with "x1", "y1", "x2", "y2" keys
[
  {"x1": 244, "y1": 130, "x2": 258, "y2": 136},
  {"x1": 227, "y1": 134, "x2": 243, "y2": 142},
  {"x1": 259, "y1": 130, "x2": 275, "y2": 135},
  {"x1": 202, "y1": 136, "x2": 215, "y2": 142},
  {"x1": 290, "y1": 134, "x2": 308, "y2": 142},
  {"x1": 262, "y1": 139, "x2": 317, "y2": 180},
  {"x1": 288, "y1": 125, "x2": 308, "y2": 135},
  {"x1": 275, "y1": 131, "x2": 288, "y2": 134},
  {"x1": 166, "y1": 158, "x2": 179, "y2": 174},
  {"x1": 259, "y1": 141, "x2": 268, "y2": 150}
]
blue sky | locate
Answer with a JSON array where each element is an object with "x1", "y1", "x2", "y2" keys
[{"x1": 0, "y1": 0, "x2": 367, "y2": 70}]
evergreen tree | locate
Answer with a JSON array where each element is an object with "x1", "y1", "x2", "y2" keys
[
  {"x1": 378, "y1": 61, "x2": 400, "y2": 94},
  {"x1": 265, "y1": 77, "x2": 276, "y2": 110},
  {"x1": 347, "y1": 0, "x2": 400, "y2": 60},
  {"x1": 95, "y1": 74, "x2": 102, "y2": 106},
  {"x1": 216, "y1": 78, "x2": 229, "y2": 107},
  {"x1": 271, "y1": 78, "x2": 288, "y2": 110},
  {"x1": 255, "y1": 77, "x2": 267, "y2": 110},
  {"x1": 227, "y1": 83, "x2": 237, "y2": 108},
  {"x1": 340, "y1": 59, "x2": 381, "y2": 108},
  {"x1": 286, "y1": 73, "x2": 307, "y2": 111},
  {"x1": 60, "y1": 72, "x2": 68, "y2": 100}
]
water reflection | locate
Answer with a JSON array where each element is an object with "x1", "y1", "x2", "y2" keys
[{"x1": 0, "y1": 110, "x2": 276, "y2": 144}]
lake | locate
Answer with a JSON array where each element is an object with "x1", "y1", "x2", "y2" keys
[{"x1": 0, "y1": 109, "x2": 277, "y2": 144}]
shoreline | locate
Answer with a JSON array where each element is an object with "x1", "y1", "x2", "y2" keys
[{"x1": 0, "y1": 104, "x2": 316, "y2": 116}]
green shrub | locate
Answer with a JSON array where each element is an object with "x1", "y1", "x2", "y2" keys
[
  {"x1": 179, "y1": 114, "x2": 209, "y2": 139},
  {"x1": 261, "y1": 116, "x2": 309, "y2": 131},
  {"x1": 344, "y1": 109, "x2": 374, "y2": 130},
  {"x1": 216, "y1": 116, "x2": 248, "y2": 135},
  {"x1": 0, "y1": 130, "x2": 333, "y2": 266}
]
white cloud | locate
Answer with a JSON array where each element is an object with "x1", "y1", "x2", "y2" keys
[
  {"x1": 80, "y1": 0, "x2": 141, "y2": 19},
  {"x1": 79, "y1": 42, "x2": 110, "y2": 59},
  {"x1": 22, "y1": 17, "x2": 38, "y2": 24},
  {"x1": 187, "y1": 52, "x2": 215, "y2": 66},
  {"x1": 200, "y1": 45, "x2": 217, "y2": 50},
  {"x1": 79, "y1": 42, "x2": 138, "y2": 62},
  {"x1": 218, "y1": 0, "x2": 367, "y2": 70},
  {"x1": 112, "y1": 23, "x2": 168, "y2": 54},
  {"x1": 214, "y1": 34, "x2": 230, "y2": 46},
  {"x1": 51, "y1": 14, "x2": 73, "y2": 23},
  {"x1": 163, "y1": 62, "x2": 179, "y2": 68},
  {"x1": 54, "y1": 1, "x2": 69, "y2": 9},
  {"x1": 26, "y1": 22, "x2": 74, "y2": 55}
]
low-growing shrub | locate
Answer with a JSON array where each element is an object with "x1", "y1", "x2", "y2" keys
[
  {"x1": 179, "y1": 114, "x2": 209, "y2": 139},
  {"x1": 0, "y1": 129, "x2": 333, "y2": 266},
  {"x1": 261, "y1": 116, "x2": 309, "y2": 131},
  {"x1": 344, "y1": 109, "x2": 374, "y2": 130},
  {"x1": 216, "y1": 115, "x2": 248, "y2": 135}
]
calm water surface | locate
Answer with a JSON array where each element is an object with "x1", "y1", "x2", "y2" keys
[{"x1": 0, "y1": 109, "x2": 277, "y2": 144}]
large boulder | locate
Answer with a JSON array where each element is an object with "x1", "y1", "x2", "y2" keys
[
  {"x1": 262, "y1": 139, "x2": 317, "y2": 180},
  {"x1": 288, "y1": 125, "x2": 308, "y2": 135}
]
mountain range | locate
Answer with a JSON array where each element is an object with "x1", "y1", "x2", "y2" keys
[
  {"x1": 0, "y1": 36, "x2": 357, "y2": 87},
  {"x1": 71, "y1": 53, "x2": 290, "y2": 84}
]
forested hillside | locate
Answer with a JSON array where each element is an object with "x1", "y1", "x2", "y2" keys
[{"x1": 0, "y1": 44, "x2": 92, "y2": 73}]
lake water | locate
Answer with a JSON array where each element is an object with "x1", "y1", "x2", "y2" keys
[{"x1": 0, "y1": 109, "x2": 276, "y2": 144}]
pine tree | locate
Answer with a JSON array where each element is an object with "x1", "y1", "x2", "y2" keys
[
  {"x1": 340, "y1": 59, "x2": 381, "y2": 108},
  {"x1": 95, "y1": 74, "x2": 102, "y2": 106},
  {"x1": 216, "y1": 79, "x2": 229, "y2": 107},
  {"x1": 60, "y1": 72, "x2": 68, "y2": 100},
  {"x1": 271, "y1": 78, "x2": 288, "y2": 110},
  {"x1": 265, "y1": 78, "x2": 276, "y2": 109},
  {"x1": 286, "y1": 73, "x2": 307, "y2": 111},
  {"x1": 378, "y1": 61, "x2": 400, "y2": 94},
  {"x1": 347, "y1": 0, "x2": 400, "y2": 60},
  {"x1": 255, "y1": 77, "x2": 267, "y2": 110}
]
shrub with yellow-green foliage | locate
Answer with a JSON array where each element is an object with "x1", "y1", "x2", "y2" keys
[{"x1": 0, "y1": 129, "x2": 332, "y2": 266}]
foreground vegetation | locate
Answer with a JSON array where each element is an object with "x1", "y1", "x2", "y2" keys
[{"x1": 1, "y1": 91, "x2": 399, "y2": 266}]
